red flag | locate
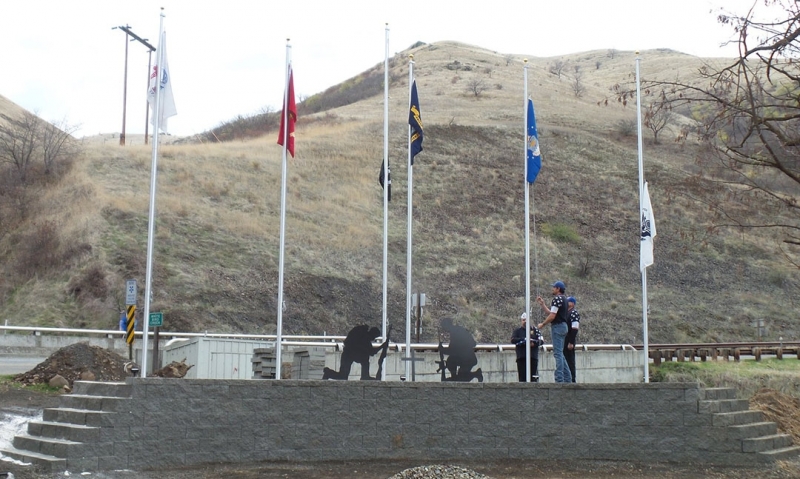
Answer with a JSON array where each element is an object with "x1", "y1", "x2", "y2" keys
[{"x1": 277, "y1": 66, "x2": 296, "y2": 157}]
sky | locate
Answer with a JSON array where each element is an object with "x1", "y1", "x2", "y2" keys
[{"x1": 0, "y1": 0, "x2": 767, "y2": 139}]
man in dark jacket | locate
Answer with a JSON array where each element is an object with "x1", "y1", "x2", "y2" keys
[
  {"x1": 511, "y1": 313, "x2": 543, "y2": 382},
  {"x1": 565, "y1": 297, "x2": 581, "y2": 383}
]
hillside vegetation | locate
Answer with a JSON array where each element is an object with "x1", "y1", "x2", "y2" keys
[{"x1": 0, "y1": 42, "x2": 797, "y2": 344}]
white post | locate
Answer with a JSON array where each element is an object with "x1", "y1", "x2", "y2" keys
[
  {"x1": 381, "y1": 24, "x2": 390, "y2": 380},
  {"x1": 276, "y1": 41, "x2": 292, "y2": 380},
  {"x1": 141, "y1": 9, "x2": 166, "y2": 376},
  {"x1": 635, "y1": 52, "x2": 650, "y2": 383},
  {"x1": 523, "y1": 61, "x2": 531, "y2": 382},
  {"x1": 405, "y1": 55, "x2": 415, "y2": 380}
]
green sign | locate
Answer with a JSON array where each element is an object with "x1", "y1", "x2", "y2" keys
[{"x1": 149, "y1": 312, "x2": 163, "y2": 327}]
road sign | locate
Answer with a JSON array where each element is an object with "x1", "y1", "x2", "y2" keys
[
  {"x1": 125, "y1": 280, "x2": 137, "y2": 305},
  {"x1": 125, "y1": 305, "x2": 135, "y2": 345},
  {"x1": 149, "y1": 312, "x2": 163, "y2": 328}
]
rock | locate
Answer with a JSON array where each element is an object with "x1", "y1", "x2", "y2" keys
[
  {"x1": 48, "y1": 374, "x2": 69, "y2": 388},
  {"x1": 152, "y1": 358, "x2": 194, "y2": 378},
  {"x1": 80, "y1": 370, "x2": 96, "y2": 381}
]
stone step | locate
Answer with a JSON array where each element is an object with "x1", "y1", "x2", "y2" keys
[
  {"x1": 712, "y1": 410, "x2": 764, "y2": 427},
  {"x1": 72, "y1": 381, "x2": 132, "y2": 398},
  {"x1": 758, "y1": 445, "x2": 800, "y2": 461},
  {"x1": 742, "y1": 433, "x2": 794, "y2": 453},
  {"x1": 27, "y1": 420, "x2": 100, "y2": 442},
  {"x1": 43, "y1": 407, "x2": 115, "y2": 427},
  {"x1": 0, "y1": 446, "x2": 66, "y2": 472},
  {"x1": 698, "y1": 398, "x2": 750, "y2": 414},
  {"x1": 58, "y1": 394, "x2": 128, "y2": 412},
  {"x1": 727, "y1": 422, "x2": 779, "y2": 440},
  {"x1": 700, "y1": 388, "x2": 737, "y2": 401},
  {"x1": 13, "y1": 434, "x2": 82, "y2": 459}
]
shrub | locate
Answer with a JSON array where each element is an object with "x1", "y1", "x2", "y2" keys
[{"x1": 541, "y1": 223, "x2": 580, "y2": 243}]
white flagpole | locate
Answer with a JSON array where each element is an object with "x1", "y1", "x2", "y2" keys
[
  {"x1": 405, "y1": 55, "x2": 414, "y2": 380},
  {"x1": 276, "y1": 40, "x2": 292, "y2": 380},
  {"x1": 523, "y1": 60, "x2": 531, "y2": 383},
  {"x1": 635, "y1": 51, "x2": 649, "y2": 383},
  {"x1": 141, "y1": 8, "x2": 166, "y2": 376},
  {"x1": 381, "y1": 24, "x2": 389, "y2": 380}
]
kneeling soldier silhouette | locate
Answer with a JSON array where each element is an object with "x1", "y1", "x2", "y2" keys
[{"x1": 323, "y1": 325, "x2": 388, "y2": 380}]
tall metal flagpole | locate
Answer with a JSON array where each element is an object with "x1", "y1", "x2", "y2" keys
[
  {"x1": 405, "y1": 55, "x2": 415, "y2": 380},
  {"x1": 141, "y1": 9, "x2": 166, "y2": 376},
  {"x1": 276, "y1": 40, "x2": 292, "y2": 380},
  {"x1": 635, "y1": 51, "x2": 650, "y2": 383},
  {"x1": 523, "y1": 60, "x2": 532, "y2": 382},
  {"x1": 381, "y1": 24, "x2": 390, "y2": 381}
]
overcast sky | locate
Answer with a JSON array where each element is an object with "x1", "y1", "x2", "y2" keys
[{"x1": 0, "y1": 0, "x2": 765, "y2": 138}]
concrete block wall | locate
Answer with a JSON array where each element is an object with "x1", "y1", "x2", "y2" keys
[
  {"x1": 55, "y1": 379, "x2": 788, "y2": 470},
  {"x1": 324, "y1": 349, "x2": 643, "y2": 383}
]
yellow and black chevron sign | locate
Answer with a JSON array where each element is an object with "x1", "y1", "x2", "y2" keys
[{"x1": 126, "y1": 305, "x2": 136, "y2": 345}]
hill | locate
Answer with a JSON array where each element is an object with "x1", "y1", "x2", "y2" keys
[{"x1": 0, "y1": 42, "x2": 796, "y2": 345}]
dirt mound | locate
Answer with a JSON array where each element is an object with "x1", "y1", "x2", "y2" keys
[
  {"x1": 750, "y1": 388, "x2": 800, "y2": 443},
  {"x1": 14, "y1": 342, "x2": 127, "y2": 386}
]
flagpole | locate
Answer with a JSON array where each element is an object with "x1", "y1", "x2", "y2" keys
[
  {"x1": 276, "y1": 40, "x2": 292, "y2": 380},
  {"x1": 381, "y1": 24, "x2": 389, "y2": 380},
  {"x1": 405, "y1": 54, "x2": 414, "y2": 381},
  {"x1": 141, "y1": 8, "x2": 166, "y2": 376},
  {"x1": 635, "y1": 51, "x2": 649, "y2": 383},
  {"x1": 523, "y1": 60, "x2": 531, "y2": 383}
]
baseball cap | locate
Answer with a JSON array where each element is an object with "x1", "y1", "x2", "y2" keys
[
  {"x1": 567, "y1": 296, "x2": 576, "y2": 305},
  {"x1": 551, "y1": 280, "x2": 566, "y2": 290},
  {"x1": 520, "y1": 313, "x2": 527, "y2": 320}
]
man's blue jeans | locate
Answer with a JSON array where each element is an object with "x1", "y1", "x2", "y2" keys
[{"x1": 550, "y1": 322, "x2": 572, "y2": 383}]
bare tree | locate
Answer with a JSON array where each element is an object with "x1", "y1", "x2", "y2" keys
[
  {"x1": 571, "y1": 66, "x2": 586, "y2": 98},
  {"x1": 0, "y1": 112, "x2": 41, "y2": 183},
  {"x1": 643, "y1": 100, "x2": 673, "y2": 144},
  {"x1": 548, "y1": 59, "x2": 568, "y2": 80},
  {"x1": 607, "y1": 49, "x2": 619, "y2": 59},
  {"x1": 632, "y1": 2, "x2": 800, "y2": 266},
  {"x1": 0, "y1": 111, "x2": 78, "y2": 184},
  {"x1": 466, "y1": 77, "x2": 488, "y2": 97},
  {"x1": 40, "y1": 117, "x2": 79, "y2": 176},
  {"x1": 503, "y1": 54, "x2": 515, "y2": 66}
]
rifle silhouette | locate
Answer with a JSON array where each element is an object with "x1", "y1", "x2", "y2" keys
[
  {"x1": 374, "y1": 325, "x2": 392, "y2": 380},
  {"x1": 435, "y1": 327, "x2": 447, "y2": 382}
]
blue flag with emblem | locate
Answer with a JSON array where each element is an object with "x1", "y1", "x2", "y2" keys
[
  {"x1": 409, "y1": 81, "x2": 423, "y2": 164},
  {"x1": 526, "y1": 98, "x2": 542, "y2": 183}
]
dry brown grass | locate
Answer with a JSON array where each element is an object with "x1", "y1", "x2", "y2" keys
[{"x1": 0, "y1": 43, "x2": 797, "y2": 343}]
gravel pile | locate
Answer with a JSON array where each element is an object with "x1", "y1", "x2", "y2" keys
[{"x1": 388, "y1": 464, "x2": 491, "y2": 479}]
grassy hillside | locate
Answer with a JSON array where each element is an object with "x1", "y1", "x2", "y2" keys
[{"x1": 0, "y1": 43, "x2": 796, "y2": 345}]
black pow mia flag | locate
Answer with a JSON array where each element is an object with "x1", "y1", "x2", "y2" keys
[{"x1": 378, "y1": 159, "x2": 391, "y2": 202}]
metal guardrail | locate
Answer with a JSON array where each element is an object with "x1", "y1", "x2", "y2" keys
[
  {"x1": 634, "y1": 342, "x2": 800, "y2": 363},
  {"x1": 0, "y1": 325, "x2": 637, "y2": 353}
]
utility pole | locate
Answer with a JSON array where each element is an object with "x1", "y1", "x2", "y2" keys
[{"x1": 113, "y1": 25, "x2": 156, "y2": 146}]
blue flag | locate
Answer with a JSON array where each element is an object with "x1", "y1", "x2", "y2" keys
[
  {"x1": 526, "y1": 99, "x2": 542, "y2": 183},
  {"x1": 409, "y1": 81, "x2": 423, "y2": 164}
]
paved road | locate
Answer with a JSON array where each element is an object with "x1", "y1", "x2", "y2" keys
[{"x1": 0, "y1": 357, "x2": 45, "y2": 375}]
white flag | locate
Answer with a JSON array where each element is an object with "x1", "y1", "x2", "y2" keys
[
  {"x1": 147, "y1": 31, "x2": 177, "y2": 133},
  {"x1": 640, "y1": 181, "x2": 656, "y2": 272}
]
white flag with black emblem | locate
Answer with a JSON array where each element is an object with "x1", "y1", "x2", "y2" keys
[{"x1": 640, "y1": 181, "x2": 656, "y2": 272}]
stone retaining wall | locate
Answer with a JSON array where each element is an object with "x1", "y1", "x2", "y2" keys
[{"x1": 62, "y1": 379, "x2": 787, "y2": 470}]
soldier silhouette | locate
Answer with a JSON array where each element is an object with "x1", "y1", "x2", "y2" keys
[
  {"x1": 437, "y1": 317, "x2": 483, "y2": 382},
  {"x1": 322, "y1": 325, "x2": 385, "y2": 380}
]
